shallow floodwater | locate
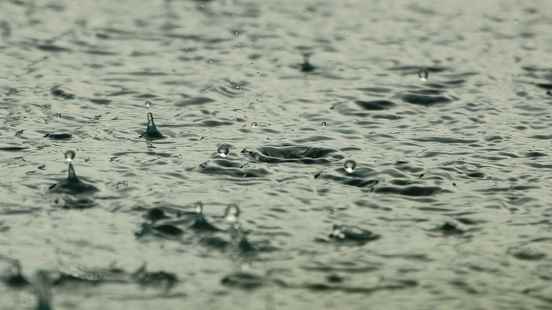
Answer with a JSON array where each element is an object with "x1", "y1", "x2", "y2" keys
[{"x1": 2, "y1": 0, "x2": 552, "y2": 309}]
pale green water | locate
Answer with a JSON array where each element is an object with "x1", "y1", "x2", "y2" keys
[{"x1": 2, "y1": 0, "x2": 552, "y2": 309}]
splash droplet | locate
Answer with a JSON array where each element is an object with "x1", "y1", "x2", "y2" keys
[
  {"x1": 217, "y1": 145, "x2": 230, "y2": 158},
  {"x1": 418, "y1": 69, "x2": 428, "y2": 81},
  {"x1": 195, "y1": 201, "x2": 204, "y2": 214},
  {"x1": 64, "y1": 150, "x2": 76, "y2": 163},
  {"x1": 344, "y1": 159, "x2": 356, "y2": 174},
  {"x1": 224, "y1": 204, "x2": 241, "y2": 223},
  {"x1": 330, "y1": 225, "x2": 346, "y2": 239}
]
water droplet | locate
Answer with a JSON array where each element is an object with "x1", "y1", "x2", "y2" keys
[
  {"x1": 217, "y1": 145, "x2": 230, "y2": 158},
  {"x1": 195, "y1": 201, "x2": 204, "y2": 214},
  {"x1": 250, "y1": 122, "x2": 258, "y2": 128},
  {"x1": 145, "y1": 100, "x2": 152, "y2": 109},
  {"x1": 321, "y1": 121, "x2": 327, "y2": 127},
  {"x1": 64, "y1": 150, "x2": 76, "y2": 162},
  {"x1": 418, "y1": 69, "x2": 428, "y2": 81},
  {"x1": 344, "y1": 160, "x2": 356, "y2": 174},
  {"x1": 330, "y1": 225, "x2": 346, "y2": 239},
  {"x1": 224, "y1": 204, "x2": 240, "y2": 223}
]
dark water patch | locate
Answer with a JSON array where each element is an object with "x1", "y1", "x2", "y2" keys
[
  {"x1": 0, "y1": 145, "x2": 28, "y2": 152},
  {"x1": 400, "y1": 92, "x2": 453, "y2": 106},
  {"x1": 355, "y1": 100, "x2": 396, "y2": 110},
  {"x1": 211, "y1": 80, "x2": 249, "y2": 98},
  {"x1": 508, "y1": 245, "x2": 547, "y2": 261},
  {"x1": 374, "y1": 186, "x2": 444, "y2": 196},
  {"x1": 83, "y1": 49, "x2": 118, "y2": 56},
  {"x1": 466, "y1": 171, "x2": 485, "y2": 178},
  {"x1": 36, "y1": 43, "x2": 71, "y2": 53},
  {"x1": 413, "y1": 137, "x2": 478, "y2": 144},
  {"x1": 89, "y1": 98, "x2": 111, "y2": 105},
  {"x1": 529, "y1": 134, "x2": 552, "y2": 140},
  {"x1": 242, "y1": 145, "x2": 342, "y2": 164},
  {"x1": 357, "y1": 87, "x2": 392, "y2": 94},
  {"x1": 175, "y1": 96, "x2": 215, "y2": 107},
  {"x1": 527, "y1": 163, "x2": 552, "y2": 169},
  {"x1": 326, "y1": 224, "x2": 381, "y2": 244},
  {"x1": 429, "y1": 221, "x2": 467, "y2": 236},
  {"x1": 293, "y1": 136, "x2": 333, "y2": 143},
  {"x1": 53, "y1": 195, "x2": 97, "y2": 209},
  {"x1": 319, "y1": 173, "x2": 379, "y2": 188},
  {"x1": 293, "y1": 279, "x2": 418, "y2": 294},
  {"x1": 526, "y1": 151, "x2": 546, "y2": 158},
  {"x1": 44, "y1": 133, "x2": 72, "y2": 140},
  {"x1": 535, "y1": 83, "x2": 552, "y2": 90},
  {"x1": 198, "y1": 160, "x2": 270, "y2": 178},
  {"x1": 476, "y1": 185, "x2": 539, "y2": 193},
  {"x1": 50, "y1": 85, "x2": 75, "y2": 99},
  {"x1": 133, "y1": 265, "x2": 178, "y2": 290},
  {"x1": 110, "y1": 151, "x2": 174, "y2": 162},
  {"x1": 0, "y1": 258, "x2": 29, "y2": 288},
  {"x1": 388, "y1": 65, "x2": 448, "y2": 75},
  {"x1": 221, "y1": 272, "x2": 268, "y2": 289}
]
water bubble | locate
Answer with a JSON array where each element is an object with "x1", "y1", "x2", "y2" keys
[
  {"x1": 145, "y1": 100, "x2": 152, "y2": 109},
  {"x1": 217, "y1": 145, "x2": 230, "y2": 158},
  {"x1": 224, "y1": 204, "x2": 241, "y2": 223},
  {"x1": 418, "y1": 69, "x2": 428, "y2": 81},
  {"x1": 250, "y1": 122, "x2": 258, "y2": 128},
  {"x1": 344, "y1": 159, "x2": 356, "y2": 174},
  {"x1": 64, "y1": 150, "x2": 76, "y2": 163}
]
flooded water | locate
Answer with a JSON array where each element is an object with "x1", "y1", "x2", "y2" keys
[{"x1": 2, "y1": 0, "x2": 552, "y2": 309}]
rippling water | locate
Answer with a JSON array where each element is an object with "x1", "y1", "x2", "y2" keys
[{"x1": 2, "y1": 0, "x2": 552, "y2": 309}]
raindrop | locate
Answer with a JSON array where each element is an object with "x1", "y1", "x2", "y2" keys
[
  {"x1": 330, "y1": 225, "x2": 346, "y2": 239},
  {"x1": 250, "y1": 122, "x2": 258, "y2": 128},
  {"x1": 321, "y1": 121, "x2": 327, "y2": 127},
  {"x1": 217, "y1": 145, "x2": 230, "y2": 158},
  {"x1": 145, "y1": 100, "x2": 152, "y2": 110},
  {"x1": 64, "y1": 150, "x2": 76, "y2": 163},
  {"x1": 195, "y1": 201, "x2": 204, "y2": 214},
  {"x1": 418, "y1": 69, "x2": 428, "y2": 81},
  {"x1": 344, "y1": 160, "x2": 356, "y2": 174},
  {"x1": 224, "y1": 204, "x2": 241, "y2": 224}
]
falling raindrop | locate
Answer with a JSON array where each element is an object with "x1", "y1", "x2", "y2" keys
[
  {"x1": 418, "y1": 69, "x2": 428, "y2": 81},
  {"x1": 64, "y1": 150, "x2": 76, "y2": 163},
  {"x1": 344, "y1": 160, "x2": 356, "y2": 174},
  {"x1": 217, "y1": 145, "x2": 230, "y2": 158},
  {"x1": 224, "y1": 204, "x2": 241, "y2": 224},
  {"x1": 195, "y1": 201, "x2": 204, "y2": 214}
]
